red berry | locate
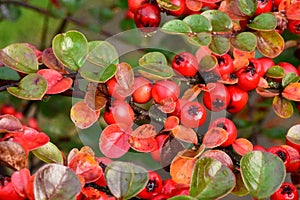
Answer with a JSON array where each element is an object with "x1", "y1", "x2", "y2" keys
[
  {"x1": 226, "y1": 85, "x2": 249, "y2": 114},
  {"x1": 103, "y1": 100, "x2": 134, "y2": 127},
  {"x1": 213, "y1": 54, "x2": 234, "y2": 76},
  {"x1": 132, "y1": 77, "x2": 152, "y2": 104},
  {"x1": 151, "y1": 80, "x2": 180, "y2": 104},
  {"x1": 151, "y1": 193, "x2": 171, "y2": 200},
  {"x1": 128, "y1": 0, "x2": 147, "y2": 13},
  {"x1": 203, "y1": 83, "x2": 230, "y2": 112},
  {"x1": 253, "y1": 145, "x2": 266, "y2": 151},
  {"x1": 161, "y1": 179, "x2": 178, "y2": 197},
  {"x1": 165, "y1": 0, "x2": 186, "y2": 16},
  {"x1": 106, "y1": 77, "x2": 126, "y2": 99},
  {"x1": 270, "y1": 182, "x2": 299, "y2": 200},
  {"x1": 257, "y1": 57, "x2": 275, "y2": 75},
  {"x1": 134, "y1": 3, "x2": 161, "y2": 32},
  {"x1": 172, "y1": 52, "x2": 199, "y2": 77},
  {"x1": 209, "y1": 118, "x2": 237, "y2": 147},
  {"x1": 281, "y1": 145, "x2": 300, "y2": 173},
  {"x1": 137, "y1": 171, "x2": 163, "y2": 199},
  {"x1": 0, "y1": 105, "x2": 16, "y2": 115},
  {"x1": 236, "y1": 62, "x2": 261, "y2": 91},
  {"x1": 267, "y1": 146, "x2": 291, "y2": 168},
  {"x1": 179, "y1": 101, "x2": 206, "y2": 128},
  {"x1": 288, "y1": 19, "x2": 300, "y2": 35},
  {"x1": 277, "y1": 62, "x2": 299, "y2": 76},
  {"x1": 254, "y1": 0, "x2": 273, "y2": 16}
]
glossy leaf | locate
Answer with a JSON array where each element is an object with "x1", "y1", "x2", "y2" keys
[
  {"x1": 190, "y1": 157, "x2": 236, "y2": 199},
  {"x1": 34, "y1": 163, "x2": 81, "y2": 200},
  {"x1": 238, "y1": 0, "x2": 257, "y2": 16},
  {"x1": 0, "y1": 43, "x2": 38, "y2": 74},
  {"x1": 272, "y1": 96, "x2": 293, "y2": 118},
  {"x1": 202, "y1": 127, "x2": 228, "y2": 148},
  {"x1": 42, "y1": 48, "x2": 67, "y2": 74},
  {"x1": 52, "y1": 30, "x2": 88, "y2": 71},
  {"x1": 87, "y1": 41, "x2": 119, "y2": 67},
  {"x1": 240, "y1": 151, "x2": 286, "y2": 199},
  {"x1": 37, "y1": 69, "x2": 73, "y2": 94},
  {"x1": 99, "y1": 124, "x2": 131, "y2": 158},
  {"x1": 105, "y1": 161, "x2": 148, "y2": 199},
  {"x1": 70, "y1": 101, "x2": 100, "y2": 129},
  {"x1": 201, "y1": 10, "x2": 233, "y2": 32},
  {"x1": 7, "y1": 73, "x2": 47, "y2": 100},
  {"x1": 172, "y1": 125, "x2": 198, "y2": 144},
  {"x1": 209, "y1": 35, "x2": 230, "y2": 55},
  {"x1": 183, "y1": 14, "x2": 212, "y2": 32},
  {"x1": 200, "y1": 150, "x2": 234, "y2": 170},
  {"x1": 32, "y1": 142, "x2": 64, "y2": 164},
  {"x1": 129, "y1": 124, "x2": 158, "y2": 152},
  {"x1": 230, "y1": 32, "x2": 257, "y2": 52},
  {"x1": 161, "y1": 20, "x2": 192, "y2": 34},
  {"x1": 157, "y1": 0, "x2": 180, "y2": 11},
  {"x1": 84, "y1": 82, "x2": 107, "y2": 111},
  {"x1": 266, "y1": 65, "x2": 285, "y2": 78},
  {"x1": 199, "y1": 54, "x2": 218, "y2": 71},
  {"x1": 282, "y1": 73, "x2": 300, "y2": 87},
  {"x1": 0, "y1": 141, "x2": 27, "y2": 170},
  {"x1": 80, "y1": 63, "x2": 117, "y2": 83},
  {"x1": 282, "y1": 82, "x2": 300, "y2": 101},
  {"x1": 256, "y1": 30, "x2": 284, "y2": 58},
  {"x1": 232, "y1": 138, "x2": 253, "y2": 156},
  {"x1": 0, "y1": 114, "x2": 22, "y2": 133},
  {"x1": 188, "y1": 32, "x2": 212, "y2": 46},
  {"x1": 248, "y1": 13, "x2": 277, "y2": 31}
]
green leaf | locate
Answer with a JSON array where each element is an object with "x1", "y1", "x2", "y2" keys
[
  {"x1": 7, "y1": 74, "x2": 47, "y2": 100},
  {"x1": 248, "y1": 13, "x2": 277, "y2": 31},
  {"x1": 0, "y1": 66, "x2": 20, "y2": 81},
  {"x1": 238, "y1": 0, "x2": 257, "y2": 16},
  {"x1": 80, "y1": 63, "x2": 117, "y2": 83},
  {"x1": 230, "y1": 32, "x2": 257, "y2": 52},
  {"x1": 209, "y1": 35, "x2": 230, "y2": 55},
  {"x1": 273, "y1": 95, "x2": 294, "y2": 118},
  {"x1": 87, "y1": 41, "x2": 119, "y2": 67},
  {"x1": 105, "y1": 161, "x2": 149, "y2": 200},
  {"x1": 139, "y1": 52, "x2": 168, "y2": 66},
  {"x1": 52, "y1": 30, "x2": 88, "y2": 71},
  {"x1": 282, "y1": 73, "x2": 300, "y2": 87},
  {"x1": 162, "y1": 20, "x2": 192, "y2": 34},
  {"x1": 34, "y1": 163, "x2": 81, "y2": 200},
  {"x1": 32, "y1": 142, "x2": 64, "y2": 165},
  {"x1": 199, "y1": 55, "x2": 218, "y2": 71},
  {"x1": 157, "y1": 0, "x2": 180, "y2": 11},
  {"x1": 187, "y1": 32, "x2": 212, "y2": 46},
  {"x1": 256, "y1": 30, "x2": 284, "y2": 58},
  {"x1": 266, "y1": 65, "x2": 285, "y2": 78},
  {"x1": 201, "y1": 10, "x2": 233, "y2": 32},
  {"x1": 169, "y1": 196, "x2": 197, "y2": 200},
  {"x1": 240, "y1": 151, "x2": 286, "y2": 199},
  {"x1": 183, "y1": 14, "x2": 212, "y2": 32},
  {"x1": 0, "y1": 43, "x2": 38, "y2": 74},
  {"x1": 190, "y1": 157, "x2": 236, "y2": 200}
]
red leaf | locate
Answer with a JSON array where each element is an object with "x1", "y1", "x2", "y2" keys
[
  {"x1": 11, "y1": 168, "x2": 31, "y2": 198},
  {"x1": 164, "y1": 116, "x2": 179, "y2": 131},
  {"x1": 99, "y1": 124, "x2": 131, "y2": 158},
  {"x1": 41, "y1": 48, "x2": 66, "y2": 73},
  {"x1": 37, "y1": 69, "x2": 73, "y2": 94},
  {"x1": 129, "y1": 124, "x2": 157, "y2": 152},
  {"x1": 202, "y1": 127, "x2": 228, "y2": 148},
  {"x1": 200, "y1": 150, "x2": 234, "y2": 170}
]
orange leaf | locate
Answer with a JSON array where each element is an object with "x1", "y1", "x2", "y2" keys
[
  {"x1": 202, "y1": 127, "x2": 228, "y2": 148},
  {"x1": 282, "y1": 82, "x2": 300, "y2": 101},
  {"x1": 172, "y1": 125, "x2": 198, "y2": 144},
  {"x1": 129, "y1": 124, "x2": 158, "y2": 152},
  {"x1": 170, "y1": 154, "x2": 197, "y2": 184},
  {"x1": 232, "y1": 138, "x2": 253, "y2": 156}
]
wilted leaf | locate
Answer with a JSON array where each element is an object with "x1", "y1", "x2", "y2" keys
[
  {"x1": 201, "y1": 10, "x2": 233, "y2": 32},
  {"x1": 0, "y1": 141, "x2": 27, "y2": 170},
  {"x1": 70, "y1": 101, "x2": 100, "y2": 129},
  {"x1": 99, "y1": 124, "x2": 131, "y2": 158},
  {"x1": 256, "y1": 30, "x2": 284, "y2": 58},
  {"x1": 190, "y1": 157, "x2": 236, "y2": 199},
  {"x1": 7, "y1": 73, "x2": 47, "y2": 100},
  {"x1": 232, "y1": 138, "x2": 253, "y2": 156},
  {"x1": 87, "y1": 41, "x2": 118, "y2": 67},
  {"x1": 209, "y1": 35, "x2": 230, "y2": 55},
  {"x1": 32, "y1": 142, "x2": 64, "y2": 164},
  {"x1": 240, "y1": 151, "x2": 286, "y2": 199},
  {"x1": 247, "y1": 13, "x2": 277, "y2": 31},
  {"x1": 183, "y1": 14, "x2": 212, "y2": 32},
  {"x1": 282, "y1": 82, "x2": 300, "y2": 101},
  {"x1": 34, "y1": 163, "x2": 81, "y2": 200},
  {"x1": 84, "y1": 82, "x2": 107, "y2": 111},
  {"x1": 202, "y1": 127, "x2": 228, "y2": 148},
  {"x1": 230, "y1": 32, "x2": 257, "y2": 52},
  {"x1": 272, "y1": 96, "x2": 293, "y2": 118},
  {"x1": 162, "y1": 20, "x2": 192, "y2": 34},
  {"x1": 52, "y1": 30, "x2": 88, "y2": 71},
  {"x1": 0, "y1": 114, "x2": 23, "y2": 133},
  {"x1": 129, "y1": 124, "x2": 158, "y2": 152},
  {"x1": 105, "y1": 161, "x2": 148, "y2": 199},
  {"x1": 0, "y1": 43, "x2": 38, "y2": 74},
  {"x1": 37, "y1": 69, "x2": 73, "y2": 94},
  {"x1": 42, "y1": 48, "x2": 66, "y2": 73}
]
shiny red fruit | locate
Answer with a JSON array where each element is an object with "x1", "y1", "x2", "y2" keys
[
  {"x1": 288, "y1": 19, "x2": 300, "y2": 35},
  {"x1": 128, "y1": 0, "x2": 147, "y2": 13},
  {"x1": 0, "y1": 176, "x2": 24, "y2": 200},
  {"x1": 203, "y1": 83, "x2": 230, "y2": 112},
  {"x1": 254, "y1": 0, "x2": 273, "y2": 16},
  {"x1": 253, "y1": 145, "x2": 266, "y2": 151},
  {"x1": 180, "y1": 101, "x2": 206, "y2": 128},
  {"x1": 270, "y1": 182, "x2": 299, "y2": 200},
  {"x1": 209, "y1": 118, "x2": 237, "y2": 147},
  {"x1": 281, "y1": 145, "x2": 300, "y2": 173},
  {"x1": 267, "y1": 146, "x2": 290, "y2": 168},
  {"x1": 213, "y1": 54, "x2": 234, "y2": 76},
  {"x1": 257, "y1": 57, "x2": 275, "y2": 76},
  {"x1": 165, "y1": 0, "x2": 186, "y2": 16},
  {"x1": 106, "y1": 77, "x2": 126, "y2": 99},
  {"x1": 236, "y1": 63, "x2": 261, "y2": 91},
  {"x1": 134, "y1": 3, "x2": 161, "y2": 32},
  {"x1": 151, "y1": 80, "x2": 180, "y2": 104},
  {"x1": 132, "y1": 77, "x2": 152, "y2": 104},
  {"x1": 103, "y1": 100, "x2": 134, "y2": 127},
  {"x1": 137, "y1": 171, "x2": 163, "y2": 199},
  {"x1": 172, "y1": 52, "x2": 199, "y2": 77},
  {"x1": 226, "y1": 85, "x2": 249, "y2": 114}
]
